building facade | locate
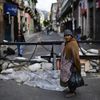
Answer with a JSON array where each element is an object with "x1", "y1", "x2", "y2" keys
[
  {"x1": 56, "y1": 0, "x2": 100, "y2": 40},
  {"x1": 0, "y1": 0, "x2": 37, "y2": 42},
  {"x1": 50, "y1": 3, "x2": 57, "y2": 31}
]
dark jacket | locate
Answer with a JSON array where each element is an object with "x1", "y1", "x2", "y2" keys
[{"x1": 15, "y1": 34, "x2": 25, "y2": 42}]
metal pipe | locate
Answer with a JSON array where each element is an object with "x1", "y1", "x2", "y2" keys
[{"x1": 1, "y1": 40, "x2": 100, "y2": 45}]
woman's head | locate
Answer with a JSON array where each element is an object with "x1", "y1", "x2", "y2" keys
[{"x1": 64, "y1": 29, "x2": 73, "y2": 41}]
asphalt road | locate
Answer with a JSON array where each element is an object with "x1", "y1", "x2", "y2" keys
[
  {"x1": 0, "y1": 74, "x2": 100, "y2": 100},
  {"x1": 23, "y1": 32, "x2": 64, "y2": 58}
]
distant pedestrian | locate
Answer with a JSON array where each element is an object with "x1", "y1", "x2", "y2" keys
[
  {"x1": 76, "y1": 27, "x2": 81, "y2": 41},
  {"x1": 15, "y1": 32, "x2": 25, "y2": 57},
  {"x1": 60, "y1": 29, "x2": 81, "y2": 97}
]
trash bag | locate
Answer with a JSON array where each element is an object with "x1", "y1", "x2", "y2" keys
[
  {"x1": 3, "y1": 47, "x2": 15, "y2": 55},
  {"x1": 68, "y1": 71, "x2": 84, "y2": 88}
]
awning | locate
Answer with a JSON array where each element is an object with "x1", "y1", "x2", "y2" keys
[{"x1": 25, "y1": 7, "x2": 34, "y2": 18}]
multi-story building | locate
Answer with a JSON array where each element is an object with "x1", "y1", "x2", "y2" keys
[
  {"x1": 18, "y1": 0, "x2": 37, "y2": 38},
  {"x1": 57, "y1": 0, "x2": 79, "y2": 32},
  {"x1": 88, "y1": 0, "x2": 100, "y2": 40},
  {"x1": 0, "y1": 0, "x2": 37, "y2": 42},
  {"x1": 50, "y1": 3, "x2": 57, "y2": 31},
  {"x1": 37, "y1": 9, "x2": 48, "y2": 30},
  {"x1": 57, "y1": 0, "x2": 100, "y2": 40}
]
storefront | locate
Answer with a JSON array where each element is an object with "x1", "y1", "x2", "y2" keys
[{"x1": 4, "y1": 2, "x2": 18, "y2": 41}]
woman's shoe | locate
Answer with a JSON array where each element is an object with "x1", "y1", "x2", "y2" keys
[{"x1": 65, "y1": 91, "x2": 76, "y2": 98}]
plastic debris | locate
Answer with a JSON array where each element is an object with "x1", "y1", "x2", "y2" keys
[
  {"x1": 28, "y1": 63, "x2": 41, "y2": 72},
  {"x1": 1, "y1": 68, "x2": 14, "y2": 74}
]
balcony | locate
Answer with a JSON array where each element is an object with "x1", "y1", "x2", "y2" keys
[{"x1": 59, "y1": 0, "x2": 79, "y2": 19}]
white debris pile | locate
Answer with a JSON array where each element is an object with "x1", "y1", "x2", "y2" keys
[
  {"x1": 0, "y1": 69, "x2": 66, "y2": 91},
  {"x1": 0, "y1": 49, "x2": 99, "y2": 91},
  {"x1": 79, "y1": 47, "x2": 87, "y2": 55},
  {"x1": 28, "y1": 62, "x2": 53, "y2": 72},
  {"x1": 14, "y1": 56, "x2": 48, "y2": 62},
  {"x1": 0, "y1": 56, "x2": 66, "y2": 91},
  {"x1": 31, "y1": 56, "x2": 48, "y2": 62},
  {"x1": 24, "y1": 70, "x2": 66, "y2": 91},
  {"x1": 79, "y1": 48, "x2": 99, "y2": 56},
  {"x1": 28, "y1": 63, "x2": 42, "y2": 72},
  {"x1": 1, "y1": 68, "x2": 14, "y2": 74},
  {"x1": 1, "y1": 62, "x2": 20, "y2": 70},
  {"x1": 79, "y1": 48, "x2": 100, "y2": 73},
  {"x1": 14, "y1": 57, "x2": 28, "y2": 61}
]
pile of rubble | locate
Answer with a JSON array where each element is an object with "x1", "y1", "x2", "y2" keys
[
  {"x1": 0, "y1": 56, "x2": 66, "y2": 91},
  {"x1": 0, "y1": 47, "x2": 100, "y2": 91}
]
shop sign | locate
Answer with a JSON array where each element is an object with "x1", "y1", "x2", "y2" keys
[{"x1": 4, "y1": 3, "x2": 17, "y2": 16}]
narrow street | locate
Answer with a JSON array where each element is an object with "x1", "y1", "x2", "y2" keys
[
  {"x1": 0, "y1": 74, "x2": 100, "y2": 100},
  {"x1": 23, "y1": 32, "x2": 63, "y2": 58},
  {"x1": 0, "y1": 0, "x2": 100, "y2": 99}
]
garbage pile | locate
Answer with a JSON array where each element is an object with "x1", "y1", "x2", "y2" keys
[
  {"x1": 0, "y1": 57, "x2": 66, "y2": 91},
  {"x1": 0, "y1": 48, "x2": 100, "y2": 91}
]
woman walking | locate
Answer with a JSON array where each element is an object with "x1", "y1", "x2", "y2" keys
[{"x1": 60, "y1": 29, "x2": 81, "y2": 98}]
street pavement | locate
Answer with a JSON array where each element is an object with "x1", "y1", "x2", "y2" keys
[
  {"x1": 24, "y1": 31, "x2": 40, "y2": 42},
  {"x1": 22, "y1": 31, "x2": 64, "y2": 58},
  {"x1": 0, "y1": 73, "x2": 100, "y2": 100}
]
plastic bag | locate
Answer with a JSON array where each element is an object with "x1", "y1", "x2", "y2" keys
[{"x1": 68, "y1": 71, "x2": 84, "y2": 88}]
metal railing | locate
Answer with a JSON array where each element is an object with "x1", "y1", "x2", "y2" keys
[{"x1": 0, "y1": 40, "x2": 100, "y2": 70}]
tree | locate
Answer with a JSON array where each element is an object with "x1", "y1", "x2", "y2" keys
[{"x1": 43, "y1": 20, "x2": 50, "y2": 27}]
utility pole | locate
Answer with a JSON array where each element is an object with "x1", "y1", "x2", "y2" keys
[
  {"x1": 93, "y1": 0, "x2": 96, "y2": 40},
  {"x1": 72, "y1": 1, "x2": 75, "y2": 32},
  {"x1": 11, "y1": 16, "x2": 14, "y2": 42}
]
